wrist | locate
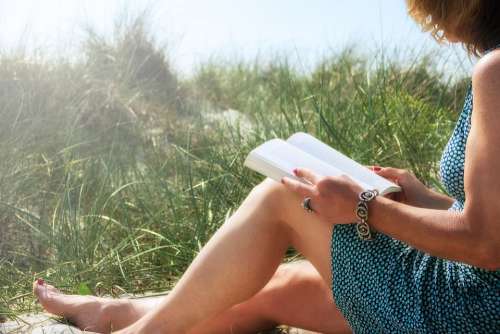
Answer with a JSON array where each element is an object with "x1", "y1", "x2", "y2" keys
[{"x1": 355, "y1": 189, "x2": 379, "y2": 240}]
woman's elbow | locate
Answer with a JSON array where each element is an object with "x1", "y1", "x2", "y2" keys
[
  {"x1": 463, "y1": 209, "x2": 500, "y2": 270},
  {"x1": 473, "y1": 243, "x2": 500, "y2": 270}
]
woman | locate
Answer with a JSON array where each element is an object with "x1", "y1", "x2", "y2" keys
[{"x1": 33, "y1": 1, "x2": 500, "y2": 333}]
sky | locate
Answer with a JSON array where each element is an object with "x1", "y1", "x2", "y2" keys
[{"x1": 0, "y1": 0, "x2": 474, "y2": 75}]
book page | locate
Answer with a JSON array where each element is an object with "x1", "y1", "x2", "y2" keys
[
  {"x1": 286, "y1": 133, "x2": 400, "y2": 194},
  {"x1": 244, "y1": 139, "x2": 372, "y2": 190}
]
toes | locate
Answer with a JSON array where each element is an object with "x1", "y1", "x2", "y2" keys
[
  {"x1": 33, "y1": 278, "x2": 57, "y2": 295},
  {"x1": 33, "y1": 279, "x2": 44, "y2": 299},
  {"x1": 33, "y1": 279, "x2": 61, "y2": 298},
  {"x1": 33, "y1": 281, "x2": 50, "y2": 304},
  {"x1": 32, "y1": 278, "x2": 43, "y2": 295},
  {"x1": 32, "y1": 280, "x2": 67, "y2": 316}
]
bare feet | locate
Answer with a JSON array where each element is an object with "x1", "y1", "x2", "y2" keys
[{"x1": 32, "y1": 279, "x2": 150, "y2": 333}]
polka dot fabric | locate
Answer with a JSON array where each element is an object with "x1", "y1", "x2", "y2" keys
[
  {"x1": 330, "y1": 86, "x2": 500, "y2": 333},
  {"x1": 439, "y1": 85, "x2": 473, "y2": 212}
]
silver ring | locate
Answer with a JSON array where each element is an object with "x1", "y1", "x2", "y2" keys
[{"x1": 302, "y1": 197, "x2": 314, "y2": 213}]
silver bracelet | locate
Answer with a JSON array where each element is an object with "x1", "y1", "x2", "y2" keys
[{"x1": 355, "y1": 189, "x2": 379, "y2": 240}]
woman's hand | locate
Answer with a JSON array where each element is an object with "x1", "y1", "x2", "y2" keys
[
  {"x1": 370, "y1": 166, "x2": 428, "y2": 205},
  {"x1": 370, "y1": 166, "x2": 453, "y2": 209},
  {"x1": 281, "y1": 168, "x2": 363, "y2": 224}
]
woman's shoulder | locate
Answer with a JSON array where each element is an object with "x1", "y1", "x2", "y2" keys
[
  {"x1": 473, "y1": 49, "x2": 500, "y2": 85},
  {"x1": 472, "y1": 50, "x2": 500, "y2": 106}
]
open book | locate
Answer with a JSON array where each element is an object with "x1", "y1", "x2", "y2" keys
[{"x1": 244, "y1": 132, "x2": 401, "y2": 196}]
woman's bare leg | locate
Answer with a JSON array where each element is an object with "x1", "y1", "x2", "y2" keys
[
  {"x1": 35, "y1": 179, "x2": 349, "y2": 333},
  {"x1": 189, "y1": 260, "x2": 350, "y2": 334},
  {"x1": 121, "y1": 178, "x2": 341, "y2": 333},
  {"x1": 34, "y1": 261, "x2": 350, "y2": 333}
]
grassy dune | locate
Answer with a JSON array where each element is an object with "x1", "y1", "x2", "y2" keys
[{"x1": 0, "y1": 17, "x2": 468, "y2": 320}]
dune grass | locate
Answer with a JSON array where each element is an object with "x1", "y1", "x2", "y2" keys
[{"x1": 0, "y1": 16, "x2": 469, "y2": 325}]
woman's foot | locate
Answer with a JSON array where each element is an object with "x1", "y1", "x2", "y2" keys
[{"x1": 32, "y1": 279, "x2": 151, "y2": 333}]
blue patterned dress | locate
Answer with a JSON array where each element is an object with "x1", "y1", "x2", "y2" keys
[{"x1": 330, "y1": 85, "x2": 500, "y2": 333}]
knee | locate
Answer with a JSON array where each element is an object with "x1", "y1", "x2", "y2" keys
[
  {"x1": 273, "y1": 260, "x2": 326, "y2": 292},
  {"x1": 251, "y1": 178, "x2": 284, "y2": 198},
  {"x1": 249, "y1": 178, "x2": 293, "y2": 217},
  {"x1": 260, "y1": 261, "x2": 332, "y2": 320},
  {"x1": 261, "y1": 261, "x2": 328, "y2": 309}
]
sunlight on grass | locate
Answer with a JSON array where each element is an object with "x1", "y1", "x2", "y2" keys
[{"x1": 0, "y1": 14, "x2": 468, "y2": 322}]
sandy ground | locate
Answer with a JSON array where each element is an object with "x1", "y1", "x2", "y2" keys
[
  {"x1": 1, "y1": 314, "x2": 316, "y2": 334},
  {"x1": 1, "y1": 294, "x2": 318, "y2": 334}
]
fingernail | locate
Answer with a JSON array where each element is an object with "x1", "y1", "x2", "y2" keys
[
  {"x1": 281, "y1": 178, "x2": 285, "y2": 184},
  {"x1": 373, "y1": 166, "x2": 382, "y2": 172},
  {"x1": 292, "y1": 169, "x2": 298, "y2": 175},
  {"x1": 37, "y1": 278, "x2": 45, "y2": 285}
]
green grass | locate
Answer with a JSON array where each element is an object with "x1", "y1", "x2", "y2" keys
[{"x1": 0, "y1": 16, "x2": 468, "y2": 324}]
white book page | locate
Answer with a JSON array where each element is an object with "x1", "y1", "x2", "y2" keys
[
  {"x1": 286, "y1": 133, "x2": 400, "y2": 195},
  {"x1": 244, "y1": 139, "x2": 372, "y2": 190}
]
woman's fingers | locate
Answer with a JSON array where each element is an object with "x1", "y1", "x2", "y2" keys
[
  {"x1": 374, "y1": 167, "x2": 407, "y2": 185},
  {"x1": 281, "y1": 176, "x2": 315, "y2": 197},
  {"x1": 367, "y1": 165, "x2": 382, "y2": 171},
  {"x1": 374, "y1": 167, "x2": 401, "y2": 177},
  {"x1": 293, "y1": 168, "x2": 321, "y2": 184}
]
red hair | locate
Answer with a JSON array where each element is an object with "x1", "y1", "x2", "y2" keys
[{"x1": 406, "y1": 0, "x2": 500, "y2": 55}]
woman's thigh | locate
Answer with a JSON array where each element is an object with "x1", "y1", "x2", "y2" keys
[
  {"x1": 253, "y1": 178, "x2": 337, "y2": 285},
  {"x1": 249, "y1": 179, "x2": 351, "y2": 331}
]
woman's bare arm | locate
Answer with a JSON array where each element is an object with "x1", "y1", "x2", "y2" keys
[
  {"x1": 420, "y1": 189, "x2": 455, "y2": 209},
  {"x1": 283, "y1": 53, "x2": 500, "y2": 270},
  {"x1": 367, "y1": 52, "x2": 500, "y2": 270}
]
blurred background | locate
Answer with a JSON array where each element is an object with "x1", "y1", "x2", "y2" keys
[
  {"x1": 1, "y1": 0, "x2": 473, "y2": 74},
  {"x1": 0, "y1": 0, "x2": 472, "y2": 328}
]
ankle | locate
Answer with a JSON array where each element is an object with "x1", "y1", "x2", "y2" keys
[
  {"x1": 101, "y1": 299, "x2": 137, "y2": 331},
  {"x1": 135, "y1": 311, "x2": 192, "y2": 334}
]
